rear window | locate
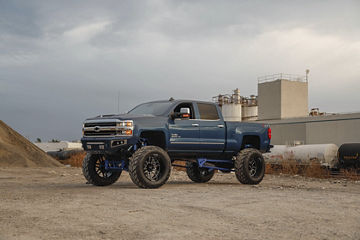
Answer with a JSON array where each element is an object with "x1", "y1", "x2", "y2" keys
[{"x1": 197, "y1": 103, "x2": 220, "y2": 120}]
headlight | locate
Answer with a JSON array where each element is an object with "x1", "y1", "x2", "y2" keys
[
  {"x1": 116, "y1": 120, "x2": 134, "y2": 136},
  {"x1": 116, "y1": 121, "x2": 133, "y2": 127}
]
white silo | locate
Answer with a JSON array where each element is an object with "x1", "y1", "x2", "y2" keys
[
  {"x1": 221, "y1": 89, "x2": 242, "y2": 121},
  {"x1": 242, "y1": 95, "x2": 258, "y2": 121}
]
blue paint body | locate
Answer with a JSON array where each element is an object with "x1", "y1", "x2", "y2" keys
[{"x1": 81, "y1": 100, "x2": 271, "y2": 172}]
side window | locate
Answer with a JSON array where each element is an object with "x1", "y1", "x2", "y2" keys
[
  {"x1": 173, "y1": 103, "x2": 195, "y2": 119},
  {"x1": 197, "y1": 103, "x2": 220, "y2": 120}
]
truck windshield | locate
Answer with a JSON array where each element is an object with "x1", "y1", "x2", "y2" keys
[{"x1": 128, "y1": 102, "x2": 174, "y2": 116}]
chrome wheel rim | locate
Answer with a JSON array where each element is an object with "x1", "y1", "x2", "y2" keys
[
  {"x1": 248, "y1": 156, "x2": 261, "y2": 177},
  {"x1": 143, "y1": 154, "x2": 161, "y2": 181},
  {"x1": 199, "y1": 168, "x2": 213, "y2": 176}
]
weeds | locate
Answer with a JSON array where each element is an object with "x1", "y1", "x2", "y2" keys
[
  {"x1": 266, "y1": 159, "x2": 360, "y2": 180},
  {"x1": 57, "y1": 151, "x2": 86, "y2": 167},
  {"x1": 266, "y1": 160, "x2": 330, "y2": 178}
]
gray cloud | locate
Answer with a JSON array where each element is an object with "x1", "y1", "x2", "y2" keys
[{"x1": 0, "y1": 0, "x2": 359, "y2": 141}]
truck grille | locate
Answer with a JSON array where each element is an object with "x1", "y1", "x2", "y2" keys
[
  {"x1": 83, "y1": 122, "x2": 117, "y2": 137},
  {"x1": 83, "y1": 120, "x2": 133, "y2": 138},
  {"x1": 84, "y1": 122, "x2": 116, "y2": 127}
]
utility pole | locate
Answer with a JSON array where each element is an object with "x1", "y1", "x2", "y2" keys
[{"x1": 117, "y1": 91, "x2": 120, "y2": 113}]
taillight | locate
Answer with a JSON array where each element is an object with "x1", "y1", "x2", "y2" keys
[{"x1": 267, "y1": 127, "x2": 271, "y2": 140}]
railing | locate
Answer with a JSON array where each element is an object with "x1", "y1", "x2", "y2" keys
[{"x1": 258, "y1": 73, "x2": 307, "y2": 84}]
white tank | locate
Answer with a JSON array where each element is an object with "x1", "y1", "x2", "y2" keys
[
  {"x1": 242, "y1": 105, "x2": 258, "y2": 121},
  {"x1": 222, "y1": 103, "x2": 242, "y2": 121},
  {"x1": 263, "y1": 144, "x2": 339, "y2": 168}
]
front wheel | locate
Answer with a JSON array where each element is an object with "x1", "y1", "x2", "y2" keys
[
  {"x1": 129, "y1": 146, "x2": 171, "y2": 189},
  {"x1": 82, "y1": 153, "x2": 121, "y2": 186},
  {"x1": 235, "y1": 148, "x2": 265, "y2": 185},
  {"x1": 186, "y1": 162, "x2": 215, "y2": 183}
]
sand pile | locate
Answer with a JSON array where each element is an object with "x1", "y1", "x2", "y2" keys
[{"x1": 0, "y1": 120, "x2": 62, "y2": 167}]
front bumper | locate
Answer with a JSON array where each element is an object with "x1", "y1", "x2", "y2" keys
[{"x1": 81, "y1": 136, "x2": 138, "y2": 152}]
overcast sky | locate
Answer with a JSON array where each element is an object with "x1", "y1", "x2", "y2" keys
[{"x1": 1, "y1": 0, "x2": 359, "y2": 141}]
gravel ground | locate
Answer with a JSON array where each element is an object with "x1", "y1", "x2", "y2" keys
[{"x1": 0, "y1": 167, "x2": 359, "y2": 240}]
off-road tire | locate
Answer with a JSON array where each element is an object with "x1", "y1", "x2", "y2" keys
[
  {"x1": 186, "y1": 162, "x2": 215, "y2": 183},
  {"x1": 82, "y1": 153, "x2": 121, "y2": 186},
  {"x1": 235, "y1": 148, "x2": 265, "y2": 185},
  {"x1": 129, "y1": 146, "x2": 171, "y2": 189}
]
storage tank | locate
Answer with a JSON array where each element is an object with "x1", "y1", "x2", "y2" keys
[
  {"x1": 222, "y1": 104, "x2": 242, "y2": 121},
  {"x1": 263, "y1": 144, "x2": 339, "y2": 168},
  {"x1": 241, "y1": 95, "x2": 258, "y2": 121},
  {"x1": 232, "y1": 88, "x2": 241, "y2": 104},
  {"x1": 242, "y1": 105, "x2": 258, "y2": 121},
  {"x1": 338, "y1": 143, "x2": 360, "y2": 168},
  {"x1": 220, "y1": 88, "x2": 242, "y2": 121}
]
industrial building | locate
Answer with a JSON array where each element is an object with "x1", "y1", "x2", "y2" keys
[
  {"x1": 260, "y1": 113, "x2": 360, "y2": 147},
  {"x1": 258, "y1": 74, "x2": 308, "y2": 120},
  {"x1": 213, "y1": 89, "x2": 258, "y2": 122},
  {"x1": 215, "y1": 73, "x2": 360, "y2": 147}
]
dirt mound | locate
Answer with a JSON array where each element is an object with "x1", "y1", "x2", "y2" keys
[{"x1": 0, "y1": 120, "x2": 62, "y2": 167}]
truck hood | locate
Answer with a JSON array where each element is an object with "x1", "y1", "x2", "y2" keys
[{"x1": 85, "y1": 113, "x2": 160, "y2": 121}]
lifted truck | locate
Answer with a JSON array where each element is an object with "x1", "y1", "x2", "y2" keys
[{"x1": 81, "y1": 99, "x2": 272, "y2": 188}]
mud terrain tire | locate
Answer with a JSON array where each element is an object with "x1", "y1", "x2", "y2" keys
[
  {"x1": 235, "y1": 148, "x2": 265, "y2": 184},
  {"x1": 129, "y1": 146, "x2": 171, "y2": 189},
  {"x1": 82, "y1": 153, "x2": 121, "y2": 186},
  {"x1": 186, "y1": 162, "x2": 215, "y2": 183}
]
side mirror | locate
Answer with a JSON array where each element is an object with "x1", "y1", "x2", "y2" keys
[
  {"x1": 180, "y1": 108, "x2": 190, "y2": 119},
  {"x1": 170, "y1": 108, "x2": 191, "y2": 120}
]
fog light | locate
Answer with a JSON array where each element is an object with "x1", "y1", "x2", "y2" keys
[{"x1": 111, "y1": 140, "x2": 127, "y2": 147}]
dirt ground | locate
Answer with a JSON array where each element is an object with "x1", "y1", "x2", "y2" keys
[{"x1": 0, "y1": 167, "x2": 359, "y2": 240}]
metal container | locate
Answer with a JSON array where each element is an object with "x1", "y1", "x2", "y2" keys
[
  {"x1": 221, "y1": 103, "x2": 242, "y2": 121},
  {"x1": 232, "y1": 88, "x2": 241, "y2": 104},
  {"x1": 338, "y1": 143, "x2": 360, "y2": 168},
  {"x1": 263, "y1": 144, "x2": 339, "y2": 168},
  {"x1": 242, "y1": 105, "x2": 258, "y2": 121}
]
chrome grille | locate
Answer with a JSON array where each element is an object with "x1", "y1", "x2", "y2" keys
[
  {"x1": 84, "y1": 122, "x2": 116, "y2": 128},
  {"x1": 83, "y1": 120, "x2": 133, "y2": 138}
]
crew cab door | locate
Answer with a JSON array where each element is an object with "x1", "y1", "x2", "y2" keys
[
  {"x1": 196, "y1": 102, "x2": 226, "y2": 151},
  {"x1": 168, "y1": 102, "x2": 201, "y2": 151}
]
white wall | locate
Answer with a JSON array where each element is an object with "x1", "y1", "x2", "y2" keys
[{"x1": 34, "y1": 141, "x2": 83, "y2": 152}]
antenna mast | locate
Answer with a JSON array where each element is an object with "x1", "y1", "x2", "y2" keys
[{"x1": 117, "y1": 91, "x2": 120, "y2": 113}]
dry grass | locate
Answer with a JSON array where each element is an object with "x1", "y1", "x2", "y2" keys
[
  {"x1": 172, "y1": 160, "x2": 186, "y2": 171},
  {"x1": 336, "y1": 169, "x2": 360, "y2": 181},
  {"x1": 266, "y1": 159, "x2": 360, "y2": 180},
  {"x1": 265, "y1": 159, "x2": 331, "y2": 178},
  {"x1": 58, "y1": 151, "x2": 86, "y2": 167}
]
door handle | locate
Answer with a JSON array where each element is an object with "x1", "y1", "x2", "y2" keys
[
  {"x1": 192, "y1": 123, "x2": 199, "y2": 127},
  {"x1": 217, "y1": 124, "x2": 225, "y2": 128}
]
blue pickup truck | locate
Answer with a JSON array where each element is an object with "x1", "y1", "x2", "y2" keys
[{"x1": 81, "y1": 99, "x2": 272, "y2": 188}]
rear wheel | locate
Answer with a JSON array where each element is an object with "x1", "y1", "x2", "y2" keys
[
  {"x1": 186, "y1": 162, "x2": 215, "y2": 183},
  {"x1": 235, "y1": 148, "x2": 265, "y2": 184},
  {"x1": 129, "y1": 146, "x2": 171, "y2": 189},
  {"x1": 82, "y1": 153, "x2": 121, "y2": 186}
]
